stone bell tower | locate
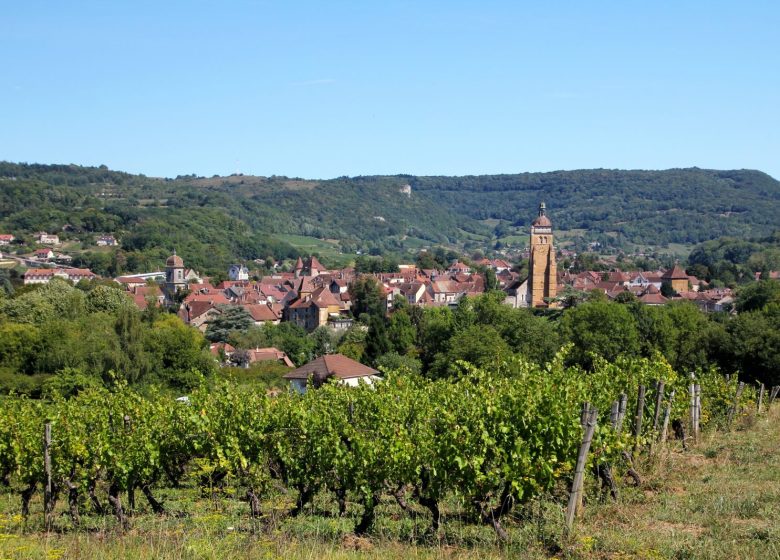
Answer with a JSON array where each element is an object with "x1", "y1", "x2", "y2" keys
[{"x1": 528, "y1": 201, "x2": 557, "y2": 307}]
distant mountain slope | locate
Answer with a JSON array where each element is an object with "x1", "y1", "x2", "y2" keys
[
  {"x1": 409, "y1": 168, "x2": 780, "y2": 245},
  {"x1": 1, "y1": 162, "x2": 779, "y2": 274}
]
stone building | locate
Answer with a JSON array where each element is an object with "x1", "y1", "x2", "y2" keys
[{"x1": 527, "y1": 201, "x2": 558, "y2": 307}]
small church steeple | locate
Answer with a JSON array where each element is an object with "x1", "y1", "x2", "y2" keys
[{"x1": 538, "y1": 201, "x2": 546, "y2": 217}]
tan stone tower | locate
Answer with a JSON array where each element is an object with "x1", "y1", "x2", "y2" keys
[{"x1": 528, "y1": 201, "x2": 557, "y2": 307}]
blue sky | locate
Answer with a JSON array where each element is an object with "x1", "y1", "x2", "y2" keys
[{"x1": 1, "y1": 1, "x2": 778, "y2": 179}]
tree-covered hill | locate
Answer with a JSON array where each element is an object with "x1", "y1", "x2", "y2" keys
[
  {"x1": 1, "y1": 162, "x2": 779, "y2": 274},
  {"x1": 409, "y1": 168, "x2": 780, "y2": 246}
]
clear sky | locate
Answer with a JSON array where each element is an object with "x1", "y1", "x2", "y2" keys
[{"x1": 1, "y1": 1, "x2": 778, "y2": 179}]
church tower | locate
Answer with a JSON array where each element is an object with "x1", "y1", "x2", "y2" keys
[
  {"x1": 528, "y1": 202, "x2": 557, "y2": 307},
  {"x1": 165, "y1": 249, "x2": 187, "y2": 298}
]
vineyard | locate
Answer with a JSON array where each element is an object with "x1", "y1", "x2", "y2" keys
[{"x1": 0, "y1": 351, "x2": 767, "y2": 548}]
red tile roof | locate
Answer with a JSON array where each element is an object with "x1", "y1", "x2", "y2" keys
[
  {"x1": 242, "y1": 303, "x2": 279, "y2": 322},
  {"x1": 662, "y1": 265, "x2": 688, "y2": 280},
  {"x1": 248, "y1": 347, "x2": 294, "y2": 368},
  {"x1": 283, "y1": 354, "x2": 379, "y2": 380}
]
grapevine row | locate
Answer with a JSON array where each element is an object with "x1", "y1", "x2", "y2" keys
[{"x1": 0, "y1": 350, "x2": 755, "y2": 538}]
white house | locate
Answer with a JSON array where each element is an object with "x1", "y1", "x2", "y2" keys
[
  {"x1": 228, "y1": 264, "x2": 249, "y2": 281},
  {"x1": 35, "y1": 232, "x2": 60, "y2": 245}
]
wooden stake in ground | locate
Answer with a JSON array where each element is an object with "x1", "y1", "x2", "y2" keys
[
  {"x1": 576, "y1": 402, "x2": 591, "y2": 513},
  {"x1": 566, "y1": 405, "x2": 598, "y2": 532},
  {"x1": 44, "y1": 420, "x2": 53, "y2": 532},
  {"x1": 694, "y1": 383, "x2": 701, "y2": 442},
  {"x1": 609, "y1": 400, "x2": 620, "y2": 429},
  {"x1": 632, "y1": 385, "x2": 645, "y2": 457},
  {"x1": 660, "y1": 390, "x2": 675, "y2": 444},
  {"x1": 757, "y1": 383, "x2": 765, "y2": 413},
  {"x1": 727, "y1": 381, "x2": 746, "y2": 428},
  {"x1": 652, "y1": 380, "x2": 665, "y2": 433},
  {"x1": 617, "y1": 392, "x2": 627, "y2": 434},
  {"x1": 689, "y1": 382, "x2": 697, "y2": 444},
  {"x1": 769, "y1": 386, "x2": 780, "y2": 410}
]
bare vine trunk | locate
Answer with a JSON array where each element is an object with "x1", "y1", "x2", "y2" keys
[
  {"x1": 21, "y1": 481, "x2": 36, "y2": 519},
  {"x1": 354, "y1": 492, "x2": 380, "y2": 535},
  {"x1": 107, "y1": 482, "x2": 129, "y2": 530},
  {"x1": 334, "y1": 486, "x2": 348, "y2": 517},
  {"x1": 290, "y1": 485, "x2": 314, "y2": 517},
  {"x1": 595, "y1": 464, "x2": 618, "y2": 500},
  {"x1": 416, "y1": 493, "x2": 441, "y2": 536},
  {"x1": 141, "y1": 483, "x2": 166, "y2": 514},
  {"x1": 88, "y1": 478, "x2": 106, "y2": 515},
  {"x1": 246, "y1": 487, "x2": 262, "y2": 518},
  {"x1": 672, "y1": 419, "x2": 688, "y2": 450},
  {"x1": 65, "y1": 478, "x2": 80, "y2": 527},
  {"x1": 474, "y1": 484, "x2": 514, "y2": 541}
]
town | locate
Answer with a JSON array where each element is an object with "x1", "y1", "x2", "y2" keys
[{"x1": 0, "y1": 202, "x2": 746, "y2": 332}]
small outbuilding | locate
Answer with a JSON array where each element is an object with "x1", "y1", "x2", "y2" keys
[{"x1": 283, "y1": 354, "x2": 380, "y2": 394}]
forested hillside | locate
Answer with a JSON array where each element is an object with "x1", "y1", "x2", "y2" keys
[
  {"x1": 410, "y1": 168, "x2": 780, "y2": 245},
  {"x1": 2, "y1": 162, "x2": 779, "y2": 274}
]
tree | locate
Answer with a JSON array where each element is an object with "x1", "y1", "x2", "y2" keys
[
  {"x1": 85, "y1": 285, "x2": 132, "y2": 314},
  {"x1": 664, "y1": 301, "x2": 716, "y2": 372},
  {"x1": 559, "y1": 301, "x2": 641, "y2": 369},
  {"x1": 417, "y1": 307, "x2": 454, "y2": 371},
  {"x1": 484, "y1": 268, "x2": 498, "y2": 292},
  {"x1": 387, "y1": 309, "x2": 417, "y2": 355},
  {"x1": 735, "y1": 280, "x2": 780, "y2": 312},
  {"x1": 336, "y1": 325, "x2": 367, "y2": 362},
  {"x1": 0, "y1": 322, "x2": 40, "y2": 374},
  {"x1": 114, "y1": 306, "x2": 151, "y2": 384},
  {"x1": 205, "y1": 305, "x2": 254, "y2": 343},
  {"x1": 432, "y1": 325, "x2": 511, "y2": 377},
  {"x1": 145, "y1": 314, "x2": 213, "y2": 389},
  {"x1": 722, "y1": 310, "x2": 780, "y2": 386},
  {"x1": 310, "y1": 326, "x2": 334, "y2": 358},
  {"x1": 349, "y1": 276, "x2": 386, "y2": 319},
  {"x1": 364, "y1": 314, "x2": 391, "y2": 366},
  {"x1": 614, "y1": 291, "x2": 638, "y2": 304},
  {"x1": 375, "y1": 352, "x2": 422, "y2": 375}
]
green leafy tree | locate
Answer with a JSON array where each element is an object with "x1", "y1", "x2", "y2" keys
[
  {"x1": 205, "y1": 305, "x2": 254, "y2": 343},
  {"x1": 349, "y1": 276, "x2": 386, "y2": 319},
  {"x1": 364, "y1": 314, "x2": 391, "y2": 366},
  {"x1": 432, "y1": 325, "x2": 511, "y2": 377},
  {"x1": 559, "y1": 300, "x2": 641, "y2": 369},
  {"x1": 85, "y1": 285, "x2": 132, "y2": 314},
  {"x1": 735, "y1": 280, "x2": 780, "y2": 312},
  {"x1": 387, "y1": 309, "x2": 417, "y2": 356}
]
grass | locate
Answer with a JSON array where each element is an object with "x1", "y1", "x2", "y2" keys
[{"x1": 1, "y1": 409, "x2": 778, "y2": 559}]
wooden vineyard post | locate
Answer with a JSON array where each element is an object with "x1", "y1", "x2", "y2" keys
[
  {"x1": 693, "y1": 383, "x2": 701, "y2": 442},
  {"x1": 632, "y1": 385, "x2": 645, "y2": 457},
  {"x1": 727, "y1": 382, "x2": 745, "y2": 428},
  {"x1": 652, "y1": 380, "x2": 665, "y2": 432},
  {"x1": 616, "y1": 393, "x2": 627, "y2": 434},
  {"x1": 757, "y1": 383, "x2": 765, "y2": 413},
  {"x1": 609, "y1": 400, "x2": 620, "y2": 429},
  {"x1": 688, "y1": 380, "x2": 696, "y2": 443},
  {"x1": 660, "y1": 390, "x2": 675, "y2": 443},
  {"x1": 566, "y1": 405, "x2": 598, "y2": 532},
  {"x1": 768, "y1": 386, "x2": 780, "y2": 410},
  {"x1": 575, "y1": 402, "x2": 591, "y2": 513},
  {"x1": 44, "y1": 420, "x2": 53, "y2": 532}
]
